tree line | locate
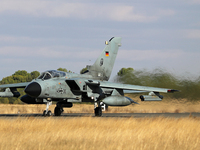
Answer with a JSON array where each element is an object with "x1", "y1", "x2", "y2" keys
[{"x1": 0, "y1": 67, "x2": 200, "y2": 104}]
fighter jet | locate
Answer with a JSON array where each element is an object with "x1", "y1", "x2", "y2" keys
[{"x1": 0, "y1": 37, "x2": 178, "y2": 116}]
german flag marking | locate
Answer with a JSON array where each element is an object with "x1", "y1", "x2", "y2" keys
[{"x1": 105, "y1": 51, "x2": 109, "y2": 57}]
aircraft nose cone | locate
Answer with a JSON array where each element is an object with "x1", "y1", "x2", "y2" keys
[{"x1": 25, "y1": 82, "x2": 41, "y2": 97}]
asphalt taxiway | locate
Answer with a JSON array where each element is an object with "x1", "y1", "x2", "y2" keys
[{"x1": 0, "y1": 113, "x2": 200, "y2": 118}]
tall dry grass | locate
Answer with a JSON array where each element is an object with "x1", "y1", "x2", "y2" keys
[{"x1": 0, "y1": 117, "x2": 200, "y2": 150}]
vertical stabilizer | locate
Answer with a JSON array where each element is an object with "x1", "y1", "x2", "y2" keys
[{"x1": 86, "y1": 37, "x2": 121, "y2": 81}]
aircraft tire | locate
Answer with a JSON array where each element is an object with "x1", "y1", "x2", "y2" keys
[
  {"x1": 105, "y1": 104, "x2": 108, "y2": 111},
  {"x1": 94, "y1": 107, "x2": 102, "y2": 117},
  {"x1": 43, "y1": 110, "x2": 52, "y2": 117},
  {"x1": 47, "y1": 110, "x2": 52, "y2": 116},
  {"x1": 54, "y1": 107, "x2": 62, "y2": 116},
  {"x1": 43, "y1": 110, "x2": 46, "y2": 116}
]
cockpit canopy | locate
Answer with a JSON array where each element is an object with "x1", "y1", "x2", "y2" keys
[{"x1": 37, "y1": 70, "x2": 66, "y2": 80}]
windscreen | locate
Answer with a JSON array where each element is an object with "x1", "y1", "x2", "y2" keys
[{"x1": 37, "y1": 70, "x2": 66, "y2": 80}]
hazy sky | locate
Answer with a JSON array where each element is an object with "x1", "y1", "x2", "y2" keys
[{"x1": 0, "y1": 0, "x2": 200, "y2": 80}]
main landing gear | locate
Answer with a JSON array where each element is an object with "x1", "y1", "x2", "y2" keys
[
  {"x1": 54, "y1": 106, "x2": 64, "y2": 116},
  {"x1": 94, "y1": 100, "x2": 102, "y2": 117},
  {"x1": 94, "y1": 107, "x2": 102, "y2": 116}
]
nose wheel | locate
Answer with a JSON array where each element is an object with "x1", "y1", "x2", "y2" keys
[
  {"x1": 43, "y1": 101, "x2": 52, "y2": 117},
  {"x1": 43, "y1": 110, "x2": 52, "y2": 116}
]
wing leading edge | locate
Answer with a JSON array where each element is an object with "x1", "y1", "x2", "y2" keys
[
  {"x1": 0, "y1": 82, "x2": 30, "y2": 89},
  {"x1": 85, "y1": 80, "x2": 178, "y2": 93}
]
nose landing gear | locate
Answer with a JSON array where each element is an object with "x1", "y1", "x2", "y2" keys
[{"x1": 43, "y1": 101, "x2": 52, "y2": 117}]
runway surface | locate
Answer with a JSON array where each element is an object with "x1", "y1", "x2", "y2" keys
[{"x1": 0, "y1": 113, "x2": 200, "y2": 118}]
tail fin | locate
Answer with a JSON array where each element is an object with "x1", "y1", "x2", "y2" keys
[{"x1": 86, "y1": 37, "x2": 122, "y2": 81}]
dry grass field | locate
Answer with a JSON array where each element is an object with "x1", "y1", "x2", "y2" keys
[
  {"x1": 0, "y1": 99, "x2": 200, "y2": 150},
  {"x1": 0, "y1": 117, "x2": 200, "y2": 150}
]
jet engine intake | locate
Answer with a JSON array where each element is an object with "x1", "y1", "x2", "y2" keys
[{"x1": 103, "y1": 96, "x2": 138, "y2": 106}]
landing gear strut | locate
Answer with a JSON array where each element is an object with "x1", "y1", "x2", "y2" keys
[{"x1": 43, "y1": 101, "x2": 52, "y2": 117}]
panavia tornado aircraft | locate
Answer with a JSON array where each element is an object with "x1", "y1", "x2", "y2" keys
[{"x1": 0, "y1": 37, "x2": 178, "y2": 116}]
